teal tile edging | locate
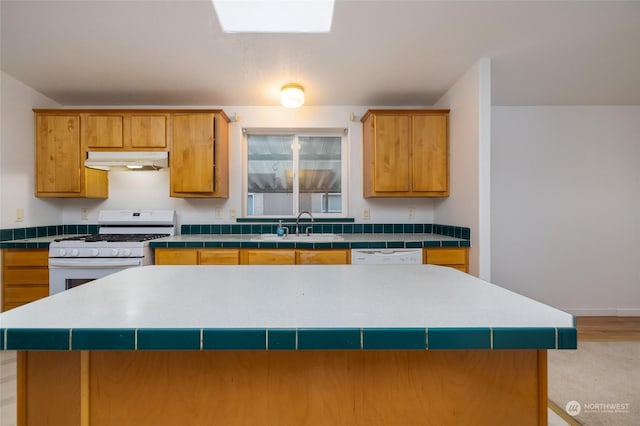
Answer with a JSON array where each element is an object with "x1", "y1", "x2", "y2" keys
[{"x1": 1, "y1": 327, "x2": 577, "y2": 351}]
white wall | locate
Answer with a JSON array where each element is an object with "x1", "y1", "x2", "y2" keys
[
  {"x1": 59, "y1": 106, "x2": 437, "y2": 229},
  {"x1": 0, "y1": 71, "x2": 62, "y2": 228},
  {"x1": 434, "y1": 59, "x2": 491, "y2": 278},
  {"x1": 491, "y1": 106, "x2": 640, "y2": 316}
]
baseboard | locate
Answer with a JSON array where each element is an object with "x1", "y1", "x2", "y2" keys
[
  {"x1": 565, "y1": 308, "x2": 640, "y2": 317},
  {"x1": 616, "y1": 309, "x2": 640, "y2": 316}
]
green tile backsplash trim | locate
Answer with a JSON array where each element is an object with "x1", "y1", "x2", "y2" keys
[
  {"x1": 179, "y1": 222, "x2": 469, "y2": 238},
  {"x1": 0, "y1": 225, "x2": 66, "y2": 241},
  {"x1": 0, "y1": 326, "x2": 577, "y2": 351},
  {"x1": 0, "y1": 222, "x2": 470, "y2": 249}
]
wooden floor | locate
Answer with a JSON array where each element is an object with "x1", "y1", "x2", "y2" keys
[{"x1": 577, "y1": 316, "x2": 640, "y2": 342}]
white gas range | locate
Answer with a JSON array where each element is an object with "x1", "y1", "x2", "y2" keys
[{"x1": 49, "y1": 210, "x2": 176, "y2": 295}]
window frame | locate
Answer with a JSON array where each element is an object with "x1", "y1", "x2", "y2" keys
[{"x1": 243, "y1": 128, "x2": 349, "y2": 218}]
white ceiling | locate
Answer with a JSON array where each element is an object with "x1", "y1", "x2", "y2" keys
[{"x1": 2, "y1": 0, "x2": 639, "y2": 107}]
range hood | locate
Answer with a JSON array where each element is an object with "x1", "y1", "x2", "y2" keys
[{"x1": 85, "y1": 151, "x2": 169, "y2": 171}]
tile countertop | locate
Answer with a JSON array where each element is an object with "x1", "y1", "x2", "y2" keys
[
  {"x1": 0, "y1": 223, "x2": 471, "y2": 249},
  {"x1": 149, "y1": 233, "x2": 470, "y2": 249},
  {"x1": 0, "y1": 264, "x2": 576, "y2": 351},
  {"x1": 0, "y1": 233, "x2": 469, "y2": 249}
]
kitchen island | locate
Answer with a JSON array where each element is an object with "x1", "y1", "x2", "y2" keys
[{"x1": 0, "y1": 264, "x2": 576, "y2": 426}]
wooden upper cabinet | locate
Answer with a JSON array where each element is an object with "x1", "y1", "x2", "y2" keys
[
  {"x1": 85, "y1": 112, "x2": 168, "y2": 150},
  {"x1": 130, "y1": 114, "x2": 167, "y2": 149},
  {"x1": 412, "y1": 114, "x2": 448, "y2": 193},
  {"x1": 34, "y1": 112, "x2": 108, "y2": 198},
  {"x1": 362, "y1": 110, "x2": 449, "y2": 197},
  {"x1": 34, "y1": 109, "x2": 228, "y2": 198},
  {"x1": 170, "y1": 111, "x2": 229, "y2": 198}
]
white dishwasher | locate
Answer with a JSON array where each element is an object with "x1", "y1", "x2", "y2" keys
[{"x1": 351, "y1": 249, "x2": 422, "y2": 265}]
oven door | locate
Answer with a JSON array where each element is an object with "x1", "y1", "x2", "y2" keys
[{"x1": 49, "y1": 257, "x2": 144, "y2": 295}]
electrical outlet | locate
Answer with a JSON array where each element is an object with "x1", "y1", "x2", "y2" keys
[
  {"x1": 15, "y1": 208, "x2": 24, "y2": 222},
  {"x1": 362, "y1": 208, "x2": 370, "y2": 220},
  {"x1": 229, "y1": 209, "x2": 237, "y2": 219},
  {"x1": 215, "y1": 208, "x2": 223, "y2": 219},
  {"x1": 81, "y1": 208, "x2": 89, "y2": 220},
  {"x1": 408, "y1": 207, "x2": 415, "y2": 219}
]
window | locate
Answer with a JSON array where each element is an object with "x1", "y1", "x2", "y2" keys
[{"x1": 245, "y1": 131, "x2": 345, "y2": 217}]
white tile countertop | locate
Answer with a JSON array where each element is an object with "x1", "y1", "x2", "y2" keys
[
  {"x1": 0, "y1": 264, "x2": 576, "y2": 351},
  {"x1": 154, "y1": 233, "x2": 464, "y2": 243}
]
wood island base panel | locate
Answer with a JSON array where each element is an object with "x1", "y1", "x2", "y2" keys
[{"x1": 19, "y1": 349, "x2": 547, "y2": 426}]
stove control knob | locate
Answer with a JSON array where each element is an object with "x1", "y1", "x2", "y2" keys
[
  {"x1": 70, "y1": 249, "x2": 80, "y2": 257},
  {"x1": 111, "y1": 249, "x2": 119, "y2": 256},
  {"x1": 58, "y1": 249, "x2": 67, "y2": 256},
  {"x1": 90, "y1": 248, "x2": 100, "y2": 257},
  {"x1": 122, "y1": 249, "x2": 131, "y2": 256}
]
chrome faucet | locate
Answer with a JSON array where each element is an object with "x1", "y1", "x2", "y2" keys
[{"x1": 295, "y1": 211, "x2": 314, "y2": 236}]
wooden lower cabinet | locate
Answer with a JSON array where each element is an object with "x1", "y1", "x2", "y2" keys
[
  {"x1": 155, "y1": 248, "x2": 349, "y2": 265},
  {"x1": 18, "y1": 349, "x2": 548, "y2": 426},
  {"x1": 241, "y1": 250, "x2": 296, "y2": 265},
  {"x1": 296, "y1": 250, "x2": 350, "y2": 265},
  {"x1": 199, "y1": 249, "x2": 240, "y2": 265},
  {"x1": 423, "y1": 247, "x2": 468, "y2": 272},
  {"x1": 1, "y1": 249, "x2": 49, "y2": 311}
]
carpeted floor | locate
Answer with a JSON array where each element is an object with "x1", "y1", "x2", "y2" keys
[{"x1": 548, "y1": 341, "x2": 640, "y2": 425}]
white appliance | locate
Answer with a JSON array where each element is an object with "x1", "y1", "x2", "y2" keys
[
  {"x1": 84, "y1": 151, "x2": 169, "y2": 171},
  {"x1": 49, "y1": 210, "x2": 176, "y2": 294},
  {"x1": 351, "y1": 249, "x2": 422, "y2": 265}
]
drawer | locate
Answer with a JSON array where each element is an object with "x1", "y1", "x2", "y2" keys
[
  {"x1": 5, "y1": 285, "x2": 49, "y2": 302},
  {"x1": 297, "y1": 250, "x2": 350, "y2": 265},
  {"x1": 3, "y1": 269, "x2": 49, "y2": 285},
  {"x1": 243, "y1": 250, "x2": 296, "y2": 265},
  {"x1": 3, "y1": 301, "x2": 28, "y2": 311},
  {"x1": 155, "y1": 249, "x2": 198, "y2": 265},
  {"x1": 199, "y1": 249, "x2": 240, "y2": 265},
  {"x1": 424, "y1": 248, "x2": 467, "y2": 265},
  {"x1": 3, "y1": 249, "x2": 49, "y2": 267}
]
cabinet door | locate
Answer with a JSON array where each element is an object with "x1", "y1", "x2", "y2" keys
[
  {"x1": 297, "y1": 250, "x2": 350, "y2": 264},
  {"x1": 2, "y1": 249, "x2": 49, "y2": 311},
  {"x1": 86, "y1": 114, "x2": 125, "y2": 148},
  {"x1": 171, "y1": 113, "x2": 215, "y2": 193},
  {"x1": 154, "y1": 249, "x2": 198, "y2": 265},
  {"x1": 35, "y1": 114, "x2": 82, "y2": 194},
  {"x1": 424, "y1": 248, "x2": 468, "y2": 273},
  {"x1": 242, "y1": 250, "x2": 296, "y2": 265},
  {"x1": 199, "y1": 250, "x2": 240, "y2": 265},
  {"x1": 373, "y1": 115, "x2": 410, "y2": 192},
  {"x1": 131, "y1": 114, "x2": 167, "y2": 148},
  {"x1": 412, "y1": 114, "x2": 448, "y2": 193}
]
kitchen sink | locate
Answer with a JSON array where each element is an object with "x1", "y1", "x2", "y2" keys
[{"x1": 251, "y1": 233, "x2": 344, "y2": 242}]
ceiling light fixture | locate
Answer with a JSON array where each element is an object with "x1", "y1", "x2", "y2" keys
[
  {"x1": 281, "y1": 84, "x2": 305, "y2": 108},
  {"x1": 212, "y1": 0, "x2": 334, "y2": 33}
]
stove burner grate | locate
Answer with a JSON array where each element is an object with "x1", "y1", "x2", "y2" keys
[{"x1": 54, "y1": 234, "x2": 169, "y2": 243}]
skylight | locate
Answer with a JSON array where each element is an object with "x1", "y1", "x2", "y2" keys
[{"x1": 212, "y1": 0, "x2": 335, "y2": 33}]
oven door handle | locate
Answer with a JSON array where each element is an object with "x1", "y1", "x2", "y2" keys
[{"x1": 49, "y1": 258, "x2": 143, "y2": 268}]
